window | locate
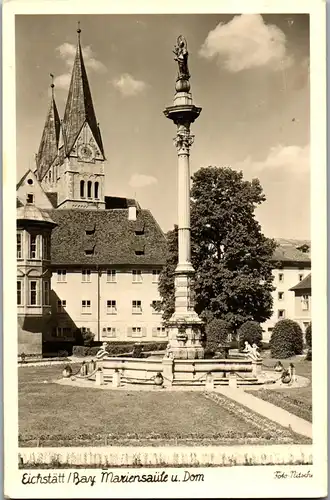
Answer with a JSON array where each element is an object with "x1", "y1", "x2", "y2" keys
[
  {"x1": 29, "y1": 281, "x2": 38, "y2": 306},
  {"x1": 135, "y1": 249, "x2": 145, "y2": 256},
  {"x1": 299, "y1": 274, "x2": 304, "y2": 282},
  {"x1": 85, "y1": 249, "x2": 94, "y2": 256},
  {"x1": 156, "y1": 327, "x2": 166, "y2": 337},
  {"x1": 132, "y1": 327, "x2": 142, "y2": 337},
  {"x1": 57, "y1": 300, "x2": 67, "y2": 312},
  {"x1": 94, "y1": 182, "x2": 99, "y2": 199},
  {"x1": 152, "y1": 300, "x2": 161, "y2": 313},
  {"x1": 80, "y1": 180, "x2": 85, "y2": 198},
  {"x1": 106, "y1": 270, "x2": 117, "y2": 283},
  {"x1": 152, "y1": 270, "x2": 161, "y2": 283},
  {"x1": 132, "y1": 270, "x2": 142, "y2": 283},
  {"x1": 107, "y1": 300, "x2": 117, "y2": 314},
  {"x1": 278, "y1": 292, "x2": 284, "y2": 300},
  {"x1": 278, "y1": 273, "x2": 284, "y2": 282},
  {"x1": 29, "y1": 234, "x2": 37, "y2": 259},
  {"x1": 81, "y1": 327, "x2": 91, "y2": 334},
  {"x1": 132, "y1": 300, "x2": 142, "y2": 314},
  {"x1": 267, "y1": 327, "x2": 274, "y2": 333},
  {"x1": 43, "y1": 236, "x2": 50, "y2": 260},
  {"x1": 17, "y1": 232, "x2": 22, "y2": 259},
  {"x1": 17, "y1": 281, "x2": 23, "y2": 305},
  {"x1": 87, "y1": 181, "x2": 92, "y2": 198},
  {"x1": 82, "y1": 269, "x2": 91, "y2": 282},
  {"x1": 278, "y1": 309, "x2": 285, "y2": 319},
  {"x1": 82, "y1": 300, "x2": 91, "y2": 313},
  {"x1": 102, "y1": 327, "x2": 116, "y2": 338},
  {"x1": 26, "y1": 194, "x2": 34, "y2": 204},
  {"x1": 301, "y1": 295, "x2": 309, "y2": 311},
  {"x1": 56, "y1": 327, "x2": 72, "y2": 338},
  {"x1": 27, "y1": 178, "x2": 33, "y2": 185},
  {"x1": 43, "y1": 281, "x2": 50, "y2": 305},
  {"x1": 57, "y1": 270, "x2": 67, "y2": 282}
]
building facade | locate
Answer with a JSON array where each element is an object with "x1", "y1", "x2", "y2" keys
[
  {"x1": 262, "y1": 239, "x2": 311, "y2": 341},
  {"x1": 16, "y1": 187, "x2": 57, "y2": 356},
  {"x1": 290, "y1": 273, "x2": 312, "y2": 337}
]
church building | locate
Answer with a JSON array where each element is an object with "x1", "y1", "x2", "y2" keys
[{"x1": 17, "y1": 28, "x2": 167, "y2": 356}]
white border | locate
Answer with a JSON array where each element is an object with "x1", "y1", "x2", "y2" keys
[{"x1": 3, "y1": 0, "x2": 327, "y2": 498}]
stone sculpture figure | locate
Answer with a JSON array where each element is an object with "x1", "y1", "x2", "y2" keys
[
  {"x1": 242, "y1": 341, "x2": 261, "y2": 361},
  {"x1": 173, "y1": 35, "x2": 190, "y2": 80}
]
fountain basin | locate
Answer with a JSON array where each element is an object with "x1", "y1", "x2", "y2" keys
[{"x1": 99, "y1": 356, "x2": 261, "y2": 387}]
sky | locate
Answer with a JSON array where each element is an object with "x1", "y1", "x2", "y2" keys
[{"x1": 16, "y1": 14, "x2": 310, "y2": 240}]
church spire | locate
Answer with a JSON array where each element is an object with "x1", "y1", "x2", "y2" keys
[
  {"x1": 36, "y1": 75, "x2": 61, "y2": 181},
  {"x1": 62, "y1": 23, "x2": 104, "y2": 157}
]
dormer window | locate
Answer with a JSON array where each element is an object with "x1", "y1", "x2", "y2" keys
[
  {"x1": 26, "y1": 194, "x2": 34, "y2": 204},
  {"x1": 85, "y1": 223, "x2": 95, "y2": 236}
]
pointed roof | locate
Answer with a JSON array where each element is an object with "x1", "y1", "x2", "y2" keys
[
  {"x1": 62, "y1": 28, "x2": 104, "y2": 157},
  {"x1": 290, "y1": 273, "x2": 311, "y2": 292},
  {"x1": 35, "y1": 83, "x2": 61, "y2": 181}
]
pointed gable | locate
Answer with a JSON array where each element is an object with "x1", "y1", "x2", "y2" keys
[
  {"x1": 16, "y1": 170, "x2": 54, "y2": 209},
  {"x1": 62, "y1": 33, "x2": 104, "y2": 158},
  {"x1": 36, "y1": 92, "x2": 61, "y2": 181}
]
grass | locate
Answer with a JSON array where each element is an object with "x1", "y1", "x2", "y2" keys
[
  {"x1": 247, "y1": 354, "x2": 312, "y2": 422},
  {"x1": 18, "y1": 363, "x2": 308, "y2": 447}
]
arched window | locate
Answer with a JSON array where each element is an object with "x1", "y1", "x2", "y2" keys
[
  {"x1": 80, "y1": 180, "x2": 85, "y2": 198},
  {"x1": 87, "y1": 181, "x2": 92, "y2": 198},
  {"x1": 49, "y1": 170, "x2": 52, "y2": 181},
  {"x1": 94, "y1": 182, "x2": 99, "y2": 199}
]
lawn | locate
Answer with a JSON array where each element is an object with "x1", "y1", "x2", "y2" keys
[
  {"x1": 18, "y1": 364, "x2": 308, "y2": 447},
  {"x1": 247, "y1": 354, "x2": 312, "y2": 422}
]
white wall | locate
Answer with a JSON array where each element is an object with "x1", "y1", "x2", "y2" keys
[
  {"x1": 262, "y1": 265, "x2": 311, "y2": 341},
  {"x1": 51, "y1": 268, "x2": 166, "y2": 342}
]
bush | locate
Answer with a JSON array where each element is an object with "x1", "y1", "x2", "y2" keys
[
  {"x1": 205, "y1": 319, "x2": 233, "y2": 354},
  {"x1": 305, "y1": 323, "x2": 312, "y2": 349},
  {"x1": 57, "y1": 350, "x2": 69, "y2": 358},
  {"x1": 72, "y1": 346, "x2": 89, "y2": 357},
  {"x1": 237, "y1": 321, "x2": 263, "y2": 349},
  {"x1": 87, "y1": 346, "x2": 102, "y2": 356},
  {"x1": 269, "y1": 319, "x2": 303, "y2": 359}
]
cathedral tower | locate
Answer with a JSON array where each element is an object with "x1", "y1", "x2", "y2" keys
[{"x1": 39, "y1": 25, "x2": 106, "y2": 210}]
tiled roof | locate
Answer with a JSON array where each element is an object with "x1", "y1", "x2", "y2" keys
[
  {"x1": 290, "y1": 273, "x2": 311, "y2": 291},
  {"x1": 62, "y1": 38, "x2": 104, "y2": 156},
  {"x1": 36, "y1": 94, "x2": 61, "y2": 181},
  {"x1": 48, "y1": 208, "x2": 166, "y2": 267},
  {"x1": 272, "y1": 239, "x2": 311, "y2": 263},
  {"x1": 45, "y1": 192, "x2": 58, "y2": 208}
]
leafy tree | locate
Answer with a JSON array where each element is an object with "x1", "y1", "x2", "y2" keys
[
  {"x1": 269, "y1": 319, "x2": 303, "y2": 358},
  {"x1": 157, "y1": 166, "x2": 276, "y2": 330},
  {"x1": 205, "y1": 319, "x2": 233, "y2": 354},
  {"x1": 237, "y1": 321, "x2": 263, "y2": 348},
  {"x1": 305, "y1": 322, "x2": 312, "y2": 348}
]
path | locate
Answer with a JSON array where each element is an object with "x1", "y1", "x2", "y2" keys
[{"x1": 216, "y1": 386, "x2": 312, "y2": 439}]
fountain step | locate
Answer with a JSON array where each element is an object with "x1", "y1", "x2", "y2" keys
[{"x1": 101, "y1": 376, "x2": 261, "y2": 386}]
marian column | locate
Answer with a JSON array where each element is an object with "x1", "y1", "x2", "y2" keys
[{"x1": 164, "y1": 36, "x2": 204, "y2": 360}]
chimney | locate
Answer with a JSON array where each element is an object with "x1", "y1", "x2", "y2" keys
[{"x1": 128, "y1": 206, "x2": 137, "y2": 221}]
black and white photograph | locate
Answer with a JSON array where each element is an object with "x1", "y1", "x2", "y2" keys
[{"x1": 3, "y1": 1, "x2": 327, "y2": 498}]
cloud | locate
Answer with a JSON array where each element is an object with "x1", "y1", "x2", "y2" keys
[
  {"x1": 235, "y1": 144, "x2": 310, "y2": 174},
  {"x1": 54, "y1": 42, "x2": 107, "y2": 90},
  {"x1": 112, "y1": 73, "x2": 147, "y2": 97},
  {"x1": 199, "y1": 14, "x2": 292, "y2": 72},
  {"x1": 53, "y1": 73, "x2": 71, "y2": 90},
  {"x1": 129, "y1": 174, "x2": 158, "y2": 188}
]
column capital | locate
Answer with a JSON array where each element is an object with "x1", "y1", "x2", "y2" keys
[{"x1": 173, "y1": 132, "x2": 194, "y2": 154}]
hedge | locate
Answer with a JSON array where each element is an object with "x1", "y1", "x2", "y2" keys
[
  {"x1": 205, "y1": 319, "x2": 233, "y2": 354},
  {"x1": 269, "y1": 319, "x2": 304, "y2": 359},
  {"x1": 305, "y1": 323, "x2": 312, "y2": 348},
  {"x1": 237, "y1": 321, "x2": 263, "y2": 349},
  {"x1": 72, "y1": 342, "x2": 168, "y2": 358}
]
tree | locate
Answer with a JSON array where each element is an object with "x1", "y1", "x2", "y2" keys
[
  {"x1": 154, "y1": 226, "x2": 178, "y2": 320},
  {"x1": 305, "y1": 322, "x2": 312, "y2": 349},
  {"x1": 157, "y1": 166, "x2": 276, "y2": 330},
  {"x1": 205, "y1": 319, "x2": 233, "y2": 354},
  {"x1": 269, "y1": 319, "x2": 303, "y2": 358},
  {"x1": 237, "y1": 321, "x2": 263, "y2": 348}
]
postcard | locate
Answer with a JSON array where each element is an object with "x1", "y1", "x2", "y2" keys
[{"x1": 3, "y1": 0, "x2": 327, "y2": 498}]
